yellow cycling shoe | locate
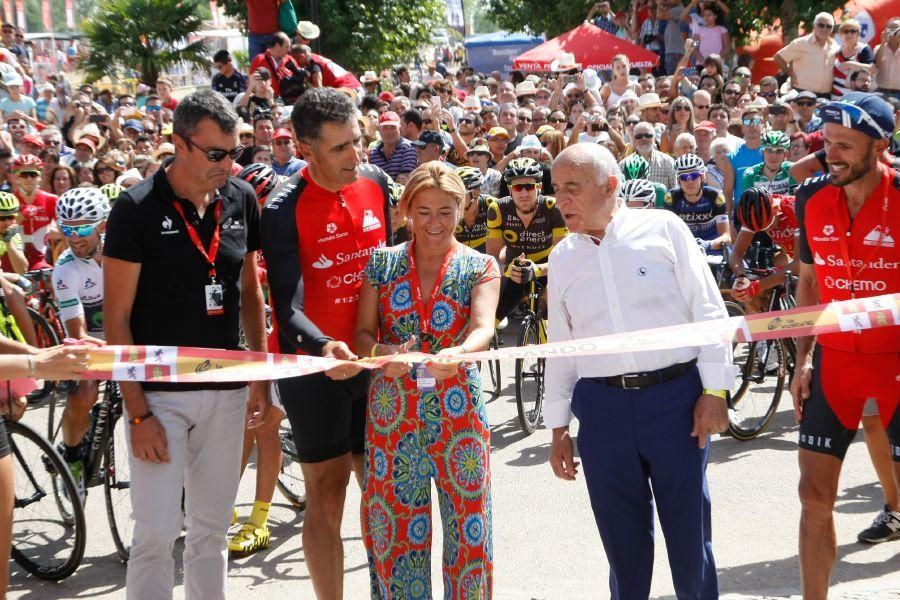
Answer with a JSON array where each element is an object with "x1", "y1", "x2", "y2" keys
[{"x1": 228, "y1": 522, "x2": 270, "y2": 556}]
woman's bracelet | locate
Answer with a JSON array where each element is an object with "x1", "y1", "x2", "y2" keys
[
  {"x1": 26, "y1": 355, "x2": 34, "y2": 378},
  {"x1": 370, "y1": 343, "x2": 380, "y2": 358}
]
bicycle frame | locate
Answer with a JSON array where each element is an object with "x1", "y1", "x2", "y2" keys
[{"x1": 80, "y1": 382, "x2": 122, "y2": 491}]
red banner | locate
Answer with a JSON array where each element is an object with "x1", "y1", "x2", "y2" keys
[
  {"x1": 65, "y1": 0, "x2": 74, "y2": 29},
  {"x1": 41, "y1": 0, "x2": 51, "y2": 31}
]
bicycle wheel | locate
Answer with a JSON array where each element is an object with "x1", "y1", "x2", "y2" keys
[
  {"x1": 728, "y1": 338, "x2": 786, "y2": 440},
  {"x1": 479, "y1": 330, "x2": 502, "y2": 400},
  {"x1": 8, "y1": 419, "x2": 86, "y2": 581},
  {"x1": 515, "y1": 313, "x2": 545, "y2": 435},
  {"x1": 25, "y1": 306, "x2": 61, "y2": 406},
  {"x1": 104, "y1": 387, "x2": 132, "y2": 562},
  {"x1": 275, "y1": 420, "x2": 306, "y2": 510}
]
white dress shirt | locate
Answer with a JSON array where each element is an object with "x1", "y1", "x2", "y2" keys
[{"x1": 543, "y1": 205, "x2": 737, "y2": 429}]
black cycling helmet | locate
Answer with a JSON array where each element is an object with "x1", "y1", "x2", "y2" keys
[
  {"x1": 503, "y1": 157, "x2": 543, "y2": 183},
  {"x1": 738, "y1": 186, "x2": 776, "y2": 231},
  {"x1": 239, "y1": 163, "x2": 278, "y2": 203}
]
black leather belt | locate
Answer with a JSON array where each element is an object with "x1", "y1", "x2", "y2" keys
[{"x1": 590, "y1": 359, "x2": 697, "y2": 390}]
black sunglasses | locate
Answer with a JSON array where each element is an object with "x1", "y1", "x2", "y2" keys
[
  {"x1": 459, "y1": 118, "x2": 474, "y2": 124},
  {"x1": 634, "y1": 133, "x2": 654, "y2": 140},
  {"x1": 182, "y1": 136, "x2": 243, "y2": 162},
  {"x1": 549, "y1": 118, "x2": 566, "y2": 123}
]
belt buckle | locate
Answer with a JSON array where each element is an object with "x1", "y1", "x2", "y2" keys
[{"x1": 620, "y1": 374, "x2": 642, "y2": 390}]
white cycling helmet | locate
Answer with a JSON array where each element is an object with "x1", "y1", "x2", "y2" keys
[
  {"x1": 620, "y1": 178, "x2": 657, "y2": 208},
  {"x1": 674, "y1": 153, "x2": 706, "y2": 175},
  {"x1": 56, "y1": 187, "x2": 110, "y2": 223}
]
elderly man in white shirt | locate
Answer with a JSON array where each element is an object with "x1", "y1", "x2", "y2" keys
[{"x1": 546, "y1": 143, "x2": 735, "y2": 600}]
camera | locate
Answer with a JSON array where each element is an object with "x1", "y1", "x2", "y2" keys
[{"x1": 562, "y1": 74, "x2": 578, "y2": 85}]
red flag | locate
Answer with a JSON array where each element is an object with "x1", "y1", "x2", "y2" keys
[
  {"x1": 41, "y1": 0, "x2": 51, "y2": 31},
  {"x1": 65, "y1": 0, "x2": 74, "y2": 29}
]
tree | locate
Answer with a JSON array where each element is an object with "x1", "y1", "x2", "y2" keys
[
  {"x1": 485, "y1": 0, "x2": 846, "y2": 45},
  {"x1": 218, "y1": 0, "x2": 444, "y2": 73},
  {"x1": 80, "y1": 0, "x2": 209, "y2": 87}
]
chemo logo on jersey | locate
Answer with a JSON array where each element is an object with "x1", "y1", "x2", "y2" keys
[
  {"x1": 362, "y1": 209, "x2": 381, "y2": 232},
  {"x1": 863, "y1": 226, "x2": 895, "y2": 248},
  {"x1": 312, "y1": 254, "x2": 334, "y2": 269}
]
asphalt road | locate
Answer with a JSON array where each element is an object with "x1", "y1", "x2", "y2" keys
[{"x1": 8, "y1": 345, "x2": 900, "y2": 600}]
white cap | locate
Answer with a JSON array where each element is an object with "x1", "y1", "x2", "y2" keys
[{"x1": 519, "y1": 134, "x2": 542, "y2": 149}]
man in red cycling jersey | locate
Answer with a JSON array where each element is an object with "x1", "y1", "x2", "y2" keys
[
  {"x1": 792, "y1": 92, "x2": 900, "y2": 599},
  {"x1": 260, "y1": 88, "x2": 392, "y2": 598},
  {"x1": 729, "y1": 187, "x2": 800, "y2": 312},
  {"x1": 12, "y1": 155, "x2": 60, "y2": 270}
]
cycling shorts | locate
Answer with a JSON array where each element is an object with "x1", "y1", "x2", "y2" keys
[
  {"x1": 799, "y1": 346, "x2": 900, "y2": 461},
  {"x1": 277, "y1": 371, "x2": 369, "y2": 463},
  {"x1": 0, "y1": 418, "x2": 8, "y2": 459}
]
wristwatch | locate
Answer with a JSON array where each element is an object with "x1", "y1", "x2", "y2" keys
[{"x1": 128, "y1": 411, "x2": 154, "y2": 426}]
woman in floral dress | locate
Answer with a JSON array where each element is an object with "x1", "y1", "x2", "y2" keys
[{"x1": 355, "y1": 161, "x2": 500, "y2": 599}]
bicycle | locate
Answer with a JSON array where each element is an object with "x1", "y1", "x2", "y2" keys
[
  {"x1": 276, "y1": 416, "x2": 306, "y2": 511},
  {"x1": 514, "y1": 277, "x2": 547, "y2": 435},
  {"x1": 479, "y1": 330, "x2": 502, "y2": 400},
  {"x1": 727, "y1": 269, "x2": 797, "y2": 440},
  {"x1": 47, "y1": 381, "x2": 134, "y2": 561},
  {"x1": 6, "y1": 414, "x2": 86, "y2": 580}
]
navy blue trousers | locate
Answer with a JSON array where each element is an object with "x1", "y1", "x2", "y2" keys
[{"x1": 571, "y1": 368, "x2": 718, "y2": 600}]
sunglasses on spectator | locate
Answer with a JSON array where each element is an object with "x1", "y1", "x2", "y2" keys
[
  {"x1": 459, "y1": 118, "x2": 474, "y2": 124},
  {"x1": 724, "y1": 89, "x2": 739, "y2": 95},
  {"x1": 510, "y1": 182, "x2": 539, "y2": 192},
  {"x1": 759, "y1": 91, "x2": 777, "y2": 98},
  {"x1": 182, "y1": 136, "x2": 244, "y2": 162},
  {"x1": 0, "y1": 215, "x2": 16, "y2": 221},
  {"x1": 769, "y1": 107, "x2": 788, "y2": 115},
  {"x1": 673, "y1": 105, "x2": 691, "y2": 112},
  {"x1": 518, "y1": 116, "x2": 532, "y2": 122},
  {"x1": 634, "y1": 133, "x2": 655, "y2": 140},
  {"x1": 549, "y1": 118, "x2": 567, "y2": 123},
  {"x1": 742, "y1": 117, "x2": 763, "y2": 126},
  {"x1": 274, "y1": 139, "x2": 292, "y2": 146},
  {"x1": 15, "y1": 171, "x2": 40, "y2": 178},
  {"x1": 693, "y1": 104, "x2": 709, "y2": 110},
  {"x1": 626, "y1": 119, "x2": 640, "y2": 125},
  {"x1": 60, "y1": 221, "x2": 102, "y2": 238},
  {"x1": 814, "y1": 22, "x2": 832, "y2": 29},
  {"x1": 795, "y1": 100, "x2": 815, "y2": 107},
  {"x1": 678, "y1": 171, "x2": 703, "y2": 182},
  {"x1": 841, "y1": 29, "x2": 859, "y2": 34}
]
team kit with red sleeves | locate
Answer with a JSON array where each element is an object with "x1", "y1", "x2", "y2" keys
[
  {"x1": 796, "y1": 166, "x2": 900, "y2": 461},
  {"x1": 260, "y1": 163, "x2": 392, "y2": 463}
]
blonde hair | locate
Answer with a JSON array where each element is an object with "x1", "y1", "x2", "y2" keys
[
  {"x1": 839, "y1": 18, "x2": 860, "y2": 33},
  {"x1": 399, "y1": 161, "x2": 466, "y2": 217},
  {"x1": 612, "y1": 54, "x2": 629, "y2": 68},
  {"x1": 540, "y1": 129, "x2": 566, "y2": 158}
]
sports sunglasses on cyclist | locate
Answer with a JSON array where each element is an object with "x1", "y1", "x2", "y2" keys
[
  {"x1": 60, "y1": 221, "x2": 102, "y2": 238},
  {"x1": 510, "y1": 182, "x2": 539, "y2": 192},
  {"x1": 678, "y1": 171, "x2": 704, "y2": 182}
]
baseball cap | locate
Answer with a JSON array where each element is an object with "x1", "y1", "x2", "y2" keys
[
  {"x1": 519, "y1": 135, "x2": 542, "y2": 150},
  {"x1": 378, "y1": 111, "x2": 401, "y2": 126},
  {"x1": 466, "y1": 143, "x2": 491, "y2": 156},
  {"x1": 378, "y1": 91, "x2": 395, "y2": 103},
  {"x1": 22, "y1": 134, "x2": 44, "y2": 149},
  {"x1": 486, "y1": 127, "x2": 509, "y2": 140},
  {"x1": 411, "y1": 130, "x2": 445, "y2": 148},
  {"x1": 123, "y1": 119, "x2": 144, "y2": 132},
  {"x1": 75, "y1": 137, "x2": 97, "y2": 152},
  {"x1": 794, "y1": 91, "x2": 817, "y2": 101},
  {"x1": 817, "y1": 92, "x2": 894, "y2": 140},
  {"x1": 273, "y1": 128, "x2": 292, "y2": 140},
  {"x1": 693, "y1": 120, "x2": 717, "y2": 132}
]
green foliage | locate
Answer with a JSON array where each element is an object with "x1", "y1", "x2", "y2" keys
[
  {"x1": 80, "y1": 0, "x2": 209, "y2": 87},
  {"x1": 218, "y1": 0, "x2": 444, "y2": 73},
  {"x1": 485, "y1": 0, "x2": 594, "y2": 38}
]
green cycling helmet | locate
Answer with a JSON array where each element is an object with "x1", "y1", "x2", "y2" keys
[
  {"x1": 761, "y1": 130, "x2": 790, "y2": 150},
  {"x1": 0, "y1": 191, "x2": 19, "y2": 215},
  {"x1": 621, "y1": 153, "x2": 650, "y2": 180},
  {"x1": 99, "y1": 183, "x2": 125, "y2": 202},
  {"x1": 456, "y1": 166, "x2": 484, "y2": 192}
]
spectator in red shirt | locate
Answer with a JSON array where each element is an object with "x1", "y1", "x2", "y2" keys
[
  {"x1": 155, "y1": 77, "x2": 179, "y2": 111},
  {"x1": 246, "y1": 0, "x2": 282, "y2": 63},
  {"x1": 249, "y1": 32, "x2": 301, "y2": 100}
]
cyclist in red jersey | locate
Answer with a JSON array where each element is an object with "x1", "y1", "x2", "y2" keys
[
  {"x1": 11, "y1": 154, "x2": 60, "y2": 270},
  {"x1": 729, "y1": 187, "x2": 800, "y2": 312},
  {"x1": 260, "y1": 88, "x2": 392, "y2": 598},
  {"x1": 792, "y1": 92, "x2": 900, "y2": 598}
]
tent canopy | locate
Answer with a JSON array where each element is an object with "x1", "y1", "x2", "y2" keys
[
  {"x1": 513, "y1": 23, "x2": 659, "y2": 72},
  {"x1": 464, "y1": 31, "x2": 544, "y2": 74}
]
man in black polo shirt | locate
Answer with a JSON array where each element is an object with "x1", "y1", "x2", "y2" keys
[
  {"x1": 103, "y1": 90, "x2": 270, "y2": 600},
  {"x1": 211, "y1": 49, "x2": 248, "y2": 103}
]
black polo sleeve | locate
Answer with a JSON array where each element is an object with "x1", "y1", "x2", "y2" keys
[
  {"x1": 103, "y1": 190, "x2": 144, "y2": 263},
  {"x1": 260, "y1": 176, "x2": 333, "y2": 355}
]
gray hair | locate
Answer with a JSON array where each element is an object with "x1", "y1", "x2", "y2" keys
[
  {"x1": 173, "y1": 89, "x2": 239, "y2": 139},
  {"x1": 675, "y1": 132, "x2": 697, "y2": 152},
  {"x1": 554, "y1": 142, "x2": 623, "y2": 200},
  {"x1": 709, "y1": 137, "x2": 731, "y2": 155}
]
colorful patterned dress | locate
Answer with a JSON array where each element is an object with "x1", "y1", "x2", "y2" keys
[{"x1": 363, "y1": 241, "x2": 499, "y2": 600}]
